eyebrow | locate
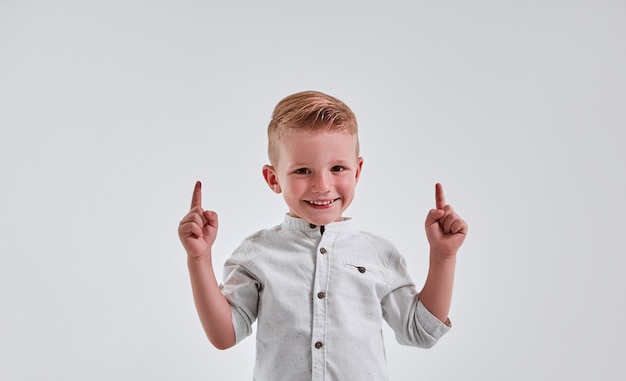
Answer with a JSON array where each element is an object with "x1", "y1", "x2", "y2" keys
[{"x1": 288, "y1": 159, "x2": 354, "y2": 169}]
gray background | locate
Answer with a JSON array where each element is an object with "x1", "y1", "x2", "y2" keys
[{"x1": 1, "y1": 1, "x2": 625, "y2": 380}]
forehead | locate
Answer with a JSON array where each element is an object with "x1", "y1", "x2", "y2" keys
[
  {"x1": 279, "y1": 130, "x2": 356, "y2": 148},
  {"x1": 276, "y1": 131, "x2": 358, "y2": 161}
]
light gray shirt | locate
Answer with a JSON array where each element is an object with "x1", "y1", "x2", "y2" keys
[{"x1": 221, "y1": 215, "x2": 450, "y2": 381}]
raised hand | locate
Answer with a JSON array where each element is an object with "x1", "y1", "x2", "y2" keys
[
  {"x1": 178, "y1": 181, "x2": 219, "y2": 259},
  {"x1": 424, "y1": 183, "x2": 468, "y2": 257}
]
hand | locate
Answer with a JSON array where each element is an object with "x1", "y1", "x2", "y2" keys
[
  {"x1": 178, "y1": 181, "x2": 218, "y2": 259},
  {"x1": 425, "y1": 183, "x2": 468, "y2": 257}
]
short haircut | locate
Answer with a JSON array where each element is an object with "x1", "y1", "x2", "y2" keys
[{"x1": 267, "y1": 90, "x2": 359, "y2": 165}]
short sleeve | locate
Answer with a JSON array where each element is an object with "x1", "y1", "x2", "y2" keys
[
  {"x1": 220, "y1": 242, "x2": 261, "y2": 344},
  {"x1": 382, "y1": 285, "x2": 451, "y2": 348}
]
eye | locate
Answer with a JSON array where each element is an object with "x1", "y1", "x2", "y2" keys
[
  {"x1": 294, "y1": 168, "x2": 311, "y2": 174},
  {"x1": 331, "y1": 166, "x2": 345, "y2": 172}
]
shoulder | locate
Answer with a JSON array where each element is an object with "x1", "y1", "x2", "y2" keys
[
  {"x1": 225, "y1": 226, "x2": 280, "y2": 268},
  {"x1": 237, "y1": 226, "x2": 276, "y2": 252},
  {"x1": 353, "y1": 229, "x2": 398, "y2": 252},
  {"x1": 343, "y1": 229, "x2": 406, "y2": 264},
  {"x1": 240, "y1": 222, "x2": 291, "y2": 246}
]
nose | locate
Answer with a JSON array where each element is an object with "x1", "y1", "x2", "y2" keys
[{"x1": 311, "y1": 171, "x2": 331, "y2": 193}]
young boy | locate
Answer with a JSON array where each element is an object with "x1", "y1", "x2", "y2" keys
[{"x1": 178, "y1": 91, "x2": 468, "y2": 380}]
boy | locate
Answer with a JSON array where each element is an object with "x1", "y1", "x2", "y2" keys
[{"x1": 178, "y1": 91, "x2": 468, "y2": 380}]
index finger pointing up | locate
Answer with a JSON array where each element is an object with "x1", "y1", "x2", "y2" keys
[
  {"x1": 435, "y1": 182, "x2": 446, "y2": 210},
  {"x1": 191, "y1": 181, "x2": 202, "y2": 209}
]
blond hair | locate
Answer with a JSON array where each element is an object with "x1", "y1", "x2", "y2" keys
[{"x1": 267, "y1": 91, "x2": 359, "y2": 165}]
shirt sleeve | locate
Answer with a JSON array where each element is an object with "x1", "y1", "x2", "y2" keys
[
  {"x1": 220, "y1": 241, "x2": 260, "y2": 344},
  {"x1": 377, "y1": 243, "x2": 451, "y2": 348},
  {"x1": 382, "y1": 285, "x2": 451, "y2": 348}
]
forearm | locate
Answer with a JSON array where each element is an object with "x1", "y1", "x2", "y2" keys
[
  {"x1": 418, "y1": 249, "x2": 456, "y2": 324},
  {"x1": 187, "y1": 255, "x2": 236, "y2": 350}
]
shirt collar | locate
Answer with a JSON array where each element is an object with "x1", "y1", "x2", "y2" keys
[{"x1": 281, "y1": 214, "x2": 356, "y2": 234}]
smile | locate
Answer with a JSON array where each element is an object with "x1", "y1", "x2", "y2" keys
[{"x1": 306, "y1": 199, "x2": 338, "y2": 206}]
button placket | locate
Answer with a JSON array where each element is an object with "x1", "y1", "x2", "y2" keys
[{"x1": 311, "y1": 235, "x2": 332, "y2": 379}]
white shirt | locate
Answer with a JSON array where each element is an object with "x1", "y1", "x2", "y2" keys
[{"x1": 221, "y1": 215, "x2": 450, "y2": 381}]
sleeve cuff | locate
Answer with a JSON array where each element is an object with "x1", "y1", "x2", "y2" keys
[
  {"x1": 416, "y1": 299, "x2": 452, "y2": 339},
  {"x1": 229, "y1": 302, "x2": 254, "y2": 344}
]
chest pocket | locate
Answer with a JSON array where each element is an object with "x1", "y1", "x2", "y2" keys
[{"x1": 338, "y1": 256, "x2": 391, "y2": 301}]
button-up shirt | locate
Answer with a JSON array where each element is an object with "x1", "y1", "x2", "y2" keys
[{"x1": 220, "y1": 215, "x2": 450, "y2": 380}]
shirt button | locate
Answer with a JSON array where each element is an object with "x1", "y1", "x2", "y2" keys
[
  {"x1": 317, "y1": 291, "x2": 326, "y2": 299},
  {"x1": 314, "y1": 341, "x2": 323, "y2": 349},
  {"x1": 357, "y1": 266, "x2": 366, "y2": 273},
  {"x1": 319, "y1": 248, "x2": 327, "y2": 254},
  {"x1": 309, "y1": 223, "x2": 316, "y2": 228}
]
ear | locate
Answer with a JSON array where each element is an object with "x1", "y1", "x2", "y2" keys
[
  {"x1": 262, "y1": 164, "x2": 282, "y2": 194},
  {"x1": 354, "y1": 157, "x2": 364, "y2": 184}
]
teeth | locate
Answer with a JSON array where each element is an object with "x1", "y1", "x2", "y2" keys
[{"x1": 310, "y1": 200, "x2": 333, "y2": 206}]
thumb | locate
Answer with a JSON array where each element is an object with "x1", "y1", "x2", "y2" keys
[
  {"x1": 204, "y1": 210, "x2": 219, "y2": 229},
  {"x1": 425, "y1": 208, "x2": 444, "y2": 227}
]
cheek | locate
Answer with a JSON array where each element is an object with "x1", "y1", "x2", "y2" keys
[
  {"x1": 337, "y1": 178, "x2": 357, "y2": 192},
  {"x1": 282, "y1": 178, "x2": 305, "y2": 194}
]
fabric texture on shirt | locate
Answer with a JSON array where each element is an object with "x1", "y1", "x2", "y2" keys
[{"x1": 220, "y1": 215, "x2": 450, "y2": 381}]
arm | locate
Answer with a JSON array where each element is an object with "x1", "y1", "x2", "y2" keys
[
  {"x1": 178, "y1": 181, "x2": 236, "y2": 350},
  {"x1": 419, "y1": 183, "x2": 468, "y2": 323}
]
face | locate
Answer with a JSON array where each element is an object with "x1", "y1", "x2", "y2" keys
[{"x1": 263, "y1": 130, "x2": 363, "y2": 226}]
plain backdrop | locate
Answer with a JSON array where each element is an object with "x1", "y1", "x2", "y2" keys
[{"x1": 1, "y1": 1, "x2": 625, "y2": 380}]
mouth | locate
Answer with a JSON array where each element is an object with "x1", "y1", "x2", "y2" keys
[{"x1": 306, "y1": 198, "x2": 339, "y2": 207}]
